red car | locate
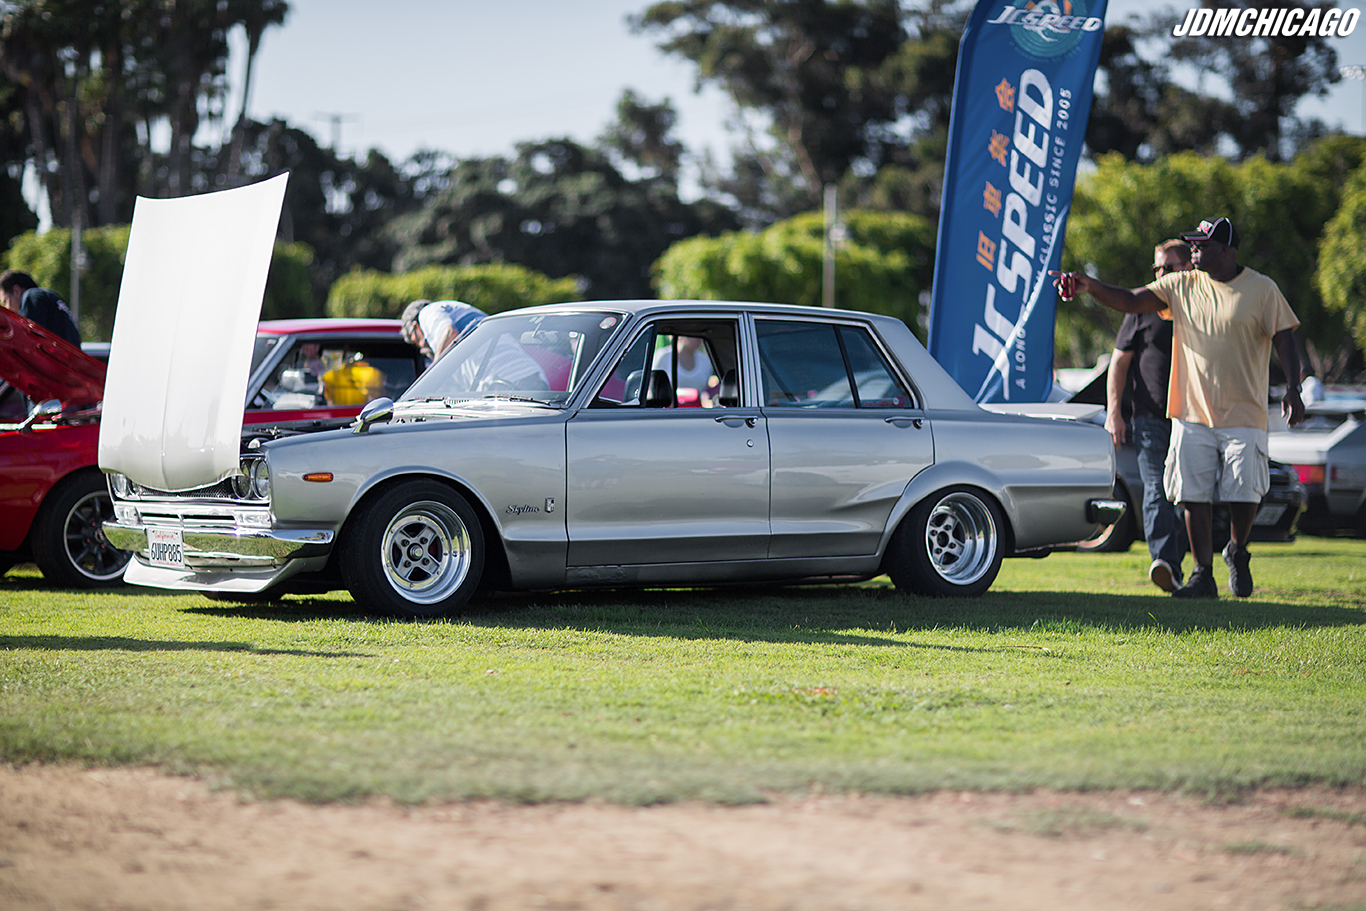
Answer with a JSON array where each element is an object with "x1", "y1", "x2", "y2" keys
[{"x1": 0, "y1": 311, "x2": 421, "y2": 586}]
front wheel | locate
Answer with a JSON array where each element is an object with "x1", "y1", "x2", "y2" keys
[
  {"x1": 340, "y1": 480, "x2": 484, "y2": 618},
  {"x1": 31, "y1": 470, "x2": 132, "y2": 587},
  {"x1": 886, "y1": 487, "x2": 1004, "y2": 598}
]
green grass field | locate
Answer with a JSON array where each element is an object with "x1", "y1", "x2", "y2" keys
[{"x1": 2, "y1": 537, "x2": 1363, "y2": 805}]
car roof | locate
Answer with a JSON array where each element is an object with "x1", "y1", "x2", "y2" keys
[
  {"x1": 1305, "y1": 395, "x2": 1366, "y2": 417},
  {"x1": 82, "y1": 341, "x2": 112, "y2": 362},
  {"x1": 500, "y1": 299, "x2": 900, "y2": 321},
  {"x1": 256, "y1": 318, "x2": 403, "y2": 336}
]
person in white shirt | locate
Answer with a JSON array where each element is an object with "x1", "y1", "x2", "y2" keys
[
  {"x1": 653, "y1": 336, "x2": 718, "y2": 404},
  {"x1": 401, "y1": 299, "x2": 487, "y2": 364}
]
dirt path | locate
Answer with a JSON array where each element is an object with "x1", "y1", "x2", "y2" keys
[{"x1": 2, "y1": 765, "x2": 1364, "y2": 910}]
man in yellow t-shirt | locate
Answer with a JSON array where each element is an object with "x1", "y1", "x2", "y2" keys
[{"x1": 1053, "y1": 218, "x2": 1304, "y2": 599}]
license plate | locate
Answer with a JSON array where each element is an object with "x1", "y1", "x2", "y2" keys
[
  {"x1": 147, "y1": 527, "x2": 185, "y2": 569},
  {"x1": 1253, "y1": 503, "x2": 1286, "y2": 526}
]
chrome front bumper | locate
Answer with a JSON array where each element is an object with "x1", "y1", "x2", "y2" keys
[
  {"x1": 103, "y1": 519, "x2": 334, "y2": 592},
  {"x1": 104, "y1": 520, "x2": 334, "y2": 568}
]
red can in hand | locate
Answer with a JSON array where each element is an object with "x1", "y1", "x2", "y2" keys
[{"x1": 1057, "y1": 272, "x2": 1077, "y2": 301}]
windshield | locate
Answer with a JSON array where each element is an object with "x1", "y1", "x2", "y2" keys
[
  {"x1": 402, "y1": 310, "x2": 624, "y2": 406},
  {"x1": 251, "y1": 335, "x2": 284, "y2": 376}
]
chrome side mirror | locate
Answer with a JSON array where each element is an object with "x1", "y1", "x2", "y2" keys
[
  {"x1": 353, "y1": 397, "x2": 394, "y2": 434},
  {"x1": 17, "y1": 399, "x2": 63, "y2": 432}
]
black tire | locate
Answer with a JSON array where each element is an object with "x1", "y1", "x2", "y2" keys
[
  {"x1": 339, "y1": 480, "x2": 484, "y2": 618},
  {"x1": 31, "y1": 469, "x2": 132, "y2": 587},
  {"x1": 886, "y1": 486, "x2": 1005, "y2": 598},
  {"x1": 1075, "y1": 479, "x2": 1136, "y2": 553}
]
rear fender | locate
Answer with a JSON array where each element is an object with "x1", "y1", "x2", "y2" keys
[{"x1": 878, "y1": 462, "x2": 1017, "y2": 558}]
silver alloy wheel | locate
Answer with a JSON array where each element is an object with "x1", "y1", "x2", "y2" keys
[
  {"x1": 64, "y1": 490, "x2": 131, "y2": 582},
  {"x1": 379, "y1": 499, "x2": 473, "y2": 604},
  {"x1": 922, "y1": 491, "x2": 997, "y2": 585}
]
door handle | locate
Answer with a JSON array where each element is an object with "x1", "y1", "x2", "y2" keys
[
  {"x1": 884, "y1": 416, "x2": 924, "y2": 429},
  {"x1": 715, "y1": 416, "x2": 757, "y2": 428}
]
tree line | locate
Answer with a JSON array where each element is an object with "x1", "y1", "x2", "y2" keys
[{"x1": 2, "y1": 0, "x2": 1363, "y2": 378}]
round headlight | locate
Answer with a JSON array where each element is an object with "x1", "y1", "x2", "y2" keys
[
  {"x1": 231, "y1": 470, "x2": 253, "y2": 499},
  {"x1": 250, "y1": 459, "x2": 271, "y2": 500},
  {"x1": 109, "y1": 473, "x2": 132, "y2": 498}
]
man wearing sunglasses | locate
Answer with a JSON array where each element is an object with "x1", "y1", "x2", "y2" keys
[
  {"x1": 1104, "y1": 240, "x2": 1192, "y2": 593},
  {"x1": 1055, "y1": 218, "x2": 1304, "y2": 599}
]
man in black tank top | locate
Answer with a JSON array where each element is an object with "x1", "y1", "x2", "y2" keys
[{"x1": 1104, "y1": 240, "x2": 1191, "y2": 592}]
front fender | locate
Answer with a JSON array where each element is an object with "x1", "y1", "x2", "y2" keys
[{"x1": 263, "y1": 416, "x2": 570, "y2": 588}]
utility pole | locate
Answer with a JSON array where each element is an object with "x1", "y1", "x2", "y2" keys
[
  {"x1": 312, "y1": 112, "x2": 360, "y2": 153},
  {"x1": 822, "y1": 184, "x2": 846, "y2": 308},
  {"x1": 823, "y1": 184, "x2": 836, "y2": 307}
]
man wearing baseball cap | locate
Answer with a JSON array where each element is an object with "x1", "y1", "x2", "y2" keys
[
  {"x1": 1053, "y1": 217, "x2": 1304, "y2": 599},
  {"x1": 401, "y1": 298, "x2": 487, "y2": 365}
]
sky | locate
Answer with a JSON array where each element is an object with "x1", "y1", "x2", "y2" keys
[
  {"x1": 22, "y1": 0, "x2": 1366, "y2": 225},
  {"x1": 236, "y1": 0, "x2": 1366, "y2": 170},
  {"x1": 235, "y1": 0, "x2": 734, "y2": 166}
]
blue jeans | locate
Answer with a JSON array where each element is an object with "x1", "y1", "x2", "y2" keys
[{"x1": 1131, "y1": 415, "x2": 1187, "y2": 576}]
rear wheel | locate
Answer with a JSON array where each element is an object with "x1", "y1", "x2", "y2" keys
[
  {"x1": 886, "y1": 487, "x2": 1004, "y2": 598},
  {"x1": 31, "y1": 470, "x2": 131, "y2": 587},
  {"x1": 340, "y1": 480, "x2": 484, "y2": 618}
]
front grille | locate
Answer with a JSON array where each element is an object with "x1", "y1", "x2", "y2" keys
[
  {"x1": 139, "y1": 479, "x2": 237, "y2": 500},
  {"x1": 127, "y1": 453, "x2": 265, "y2": 503}
]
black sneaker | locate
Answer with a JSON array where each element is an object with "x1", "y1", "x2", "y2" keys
[
  {"x1": 1223, "y1": 540, "x2": 1253, "y2": 597},
  {"x1": 1173, "y1": 564, "x2": 1217, "y2": 599}
]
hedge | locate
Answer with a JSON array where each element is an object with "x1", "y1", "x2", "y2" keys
[
  {"x1": 2, "y1": 227, "x2": 316, "y2": 341},
  {"x1": 326, "y1": 263, "x2": 584, "y2": 319}
]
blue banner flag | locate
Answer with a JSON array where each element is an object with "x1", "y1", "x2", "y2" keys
[{"x1": 928, "y1": 1, "x2": 1108, "y2": 403}]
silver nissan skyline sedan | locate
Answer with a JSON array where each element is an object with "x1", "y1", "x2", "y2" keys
[{"x1": 103, "y1": 300, "x2": 1120, "y2": 616}]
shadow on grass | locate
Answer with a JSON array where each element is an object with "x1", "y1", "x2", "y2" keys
[
  {"x1": 182, "y1": 581, "x2": 1366, "y2": 645},
  {"x1": 0, "y1": 635, "x2": 371, "y2": 658},
  {"x1": 0, "y1": 575, "x2": 186, "y2": 598}
]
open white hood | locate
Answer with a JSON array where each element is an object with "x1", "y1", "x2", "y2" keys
[{"x1": 97, "y1": 174, "x2": 288, "y2": 491}]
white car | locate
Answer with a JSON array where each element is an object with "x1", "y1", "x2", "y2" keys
[{"x1": 1269, "y1": 392, "x2": 1366, "y2": 536}]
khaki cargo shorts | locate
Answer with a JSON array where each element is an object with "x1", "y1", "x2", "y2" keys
[{"x1": 1163, "y1": 420, "x2": 1269, "y2": 504}]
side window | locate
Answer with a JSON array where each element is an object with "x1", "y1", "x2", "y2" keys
[
  {"x1": 592, "y1": 331, "x2": 655, "y2": 406},
  {"x1": 838, "y1": 326, "x2": 913, "y2": 408},
  {"x1": 593, "y1": 319, "x2": 740, "y2": 408},
  {"x1": 756, "y1": 320, "x2": 913, "y2": 409},
  {"x1": 756, "y1": 321, "x2": 852, "y2": 407}
]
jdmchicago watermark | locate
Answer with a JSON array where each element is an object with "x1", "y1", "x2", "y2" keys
[{"x1": 1173, "y1": 6, "x2": 1359, "y2": 37}]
